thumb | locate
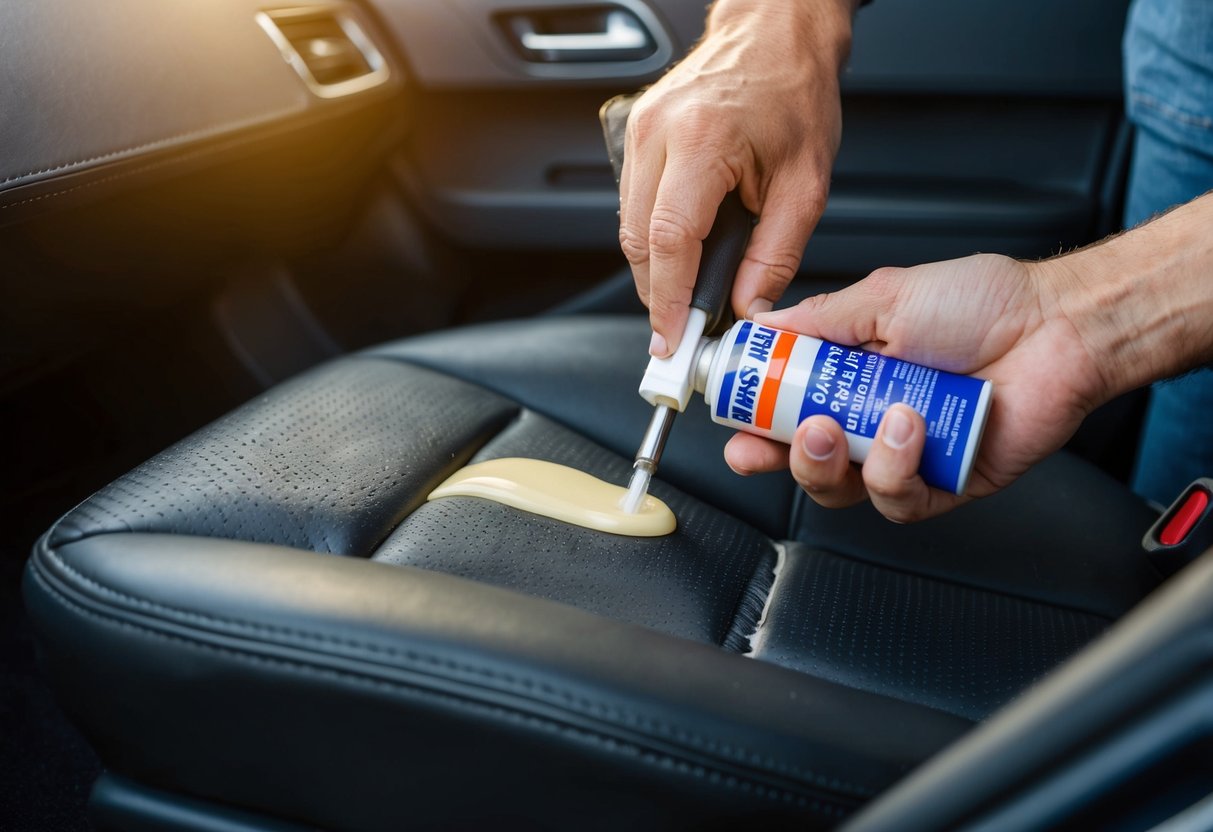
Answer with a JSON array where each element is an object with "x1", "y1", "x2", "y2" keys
[{"x1": 755, "y1": 266, "x2": 903, "y2": 346}]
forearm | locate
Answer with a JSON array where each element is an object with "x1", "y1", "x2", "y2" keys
[{"x1": 1042, "y1": 191, "x2": 1213, "y2": 400}]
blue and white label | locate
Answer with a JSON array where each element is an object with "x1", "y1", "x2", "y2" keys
[
  {"x1": 715, "y1": 320, "x2": 757, "y2": 422},
  {"x1": 797, "y1": 340, "x2": 988, "y2": 493},
  {"x1": 704, "y1": 322, "x2": 993, "y2": 494}
]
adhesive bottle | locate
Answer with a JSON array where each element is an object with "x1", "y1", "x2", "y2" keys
[{"x1": 691, "y1": 321, "x2": 993, "y2": 495}]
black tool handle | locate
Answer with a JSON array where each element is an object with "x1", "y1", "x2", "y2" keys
[
  {"x1": 600, "y1": 93, "x2": 755, "y2": 337},
  {"x1": 692, "y1": 190, "x2": 752, "y2": 334}
]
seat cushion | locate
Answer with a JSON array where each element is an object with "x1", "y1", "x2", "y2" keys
[
  {"x1": 374, "y1": 410, "x2": 777, "y2": 650},
  {"x1": 25, "y1": 316, "x2": 1163, "y2": 830}
]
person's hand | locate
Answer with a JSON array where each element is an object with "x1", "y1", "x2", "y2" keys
[
  {"x1": 725, "y1": 254, "x2": 1109, "y2": 522},
  {"x1": 619, "y1": 0, "x2": 855, "y2": 357}
]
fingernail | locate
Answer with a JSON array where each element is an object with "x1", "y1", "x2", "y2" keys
[
  {"x1": 803, "y1": 425, "x2": 835, "y2": 461},
  {"x1": 649, "y1": 331, "x2": 669, "y2": 357},
  {"x1": 746, "y1": 298, "x2": 774, "y2": 319},
  {"x1": 883, "y1": 408, "x2": 913, "y2": 449}
]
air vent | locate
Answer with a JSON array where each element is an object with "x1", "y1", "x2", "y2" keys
[{"x1": 257, "y1": 6, "x2": 390, "y2": 98}]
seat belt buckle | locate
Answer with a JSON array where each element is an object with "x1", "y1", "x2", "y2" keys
[{"x1": 1142, "y1": 477, "x2": 1213, "y2": 576}]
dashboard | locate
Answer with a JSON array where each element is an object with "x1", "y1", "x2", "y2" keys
[{"x1": 0, "y1": 0, "x2": 403, "y2": 219}]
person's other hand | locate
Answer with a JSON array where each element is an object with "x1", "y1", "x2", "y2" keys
[
  {"x1": 725, "y1": 254, "x2": 1108, "y2": 522},
  {"x1": 620, "y1": 0, "x2": 855, "y2": 357}
]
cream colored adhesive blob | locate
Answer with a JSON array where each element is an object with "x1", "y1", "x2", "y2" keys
[{"x1": 426, "y1": 457, "x2": 676, "y2": 537}]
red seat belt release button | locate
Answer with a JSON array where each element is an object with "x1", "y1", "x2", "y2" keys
[
  {"x1": 1160, "y1": 488, "x2": 1210, "y2": 546},
  {"x1": 1143, "y1": 478, "x2": 1213, "y2": 576}
]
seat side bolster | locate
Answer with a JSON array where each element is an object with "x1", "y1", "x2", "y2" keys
[{"x1": 25, "y1": 532, "x2": 969, "y2": 828}]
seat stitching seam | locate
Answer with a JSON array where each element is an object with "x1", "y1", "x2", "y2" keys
[
  {"x1": 364, "y1": 405, "x2": 525, "y2": 559},
  {"x1": 29, "y1": 561, "x2": 870, "y2": 806},
  {"x1": 720, "y1": 543, "x2": 780, "y2": 653},
  {"x1": 735, "y1": 543, "x2": 790, "y2": 658}
]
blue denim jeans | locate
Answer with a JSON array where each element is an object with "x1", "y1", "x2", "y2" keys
[{"x1": 1123, "y1": 0, "x2": 1213, "y2": 505}]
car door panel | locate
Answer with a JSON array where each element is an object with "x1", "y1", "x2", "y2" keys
[
  {"x1": 377, "y1": 0, "x2": 1132, "y2": 277},
  {"x1": 373, "y1": 0, "x2": 682, "y2": 86}
]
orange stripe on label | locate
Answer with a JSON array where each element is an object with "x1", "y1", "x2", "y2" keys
[{"x1": 755, "y1": 332, "x2": 796, "y2": 430}]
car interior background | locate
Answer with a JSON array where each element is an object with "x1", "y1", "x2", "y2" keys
[{"x1": 4, "y1": 0, "x2": 1212, "y2": 830}]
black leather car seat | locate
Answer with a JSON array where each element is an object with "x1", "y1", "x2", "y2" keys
[{"x1": 25, "y1": 316, "x2": 1163, "y2": 830}]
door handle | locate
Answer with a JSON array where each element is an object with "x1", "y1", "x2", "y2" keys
[
  {"x1": 519, "y1": 11, "x2": 646, "y2": 53},
  {"x1": 505, "y1": 8, "x2": 655, "y2": 63}
]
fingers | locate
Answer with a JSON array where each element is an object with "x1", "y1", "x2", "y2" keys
[
  {"x1": 732, "y1": 179, "x2": 824, "y2": 319},
  {"x1": 724, "y1": 433, "x2": 789, "y2": 475},
  {"x1": 861, "y1": 405, "x2": 964, "y2": 523},
  {"x1": 789, "y1": 416, "x2": 868, "y2": 507},
  {"x1": 772, "y1": 405, "x2": 966, "y2": 522},
  {"x1": 619, "y1": 133, "x2": 663, "y2": 319},
  {"x1": 645, "y1": 154, "x2": 731, "y2": 356},
  {"x1": 619, "y1": 97, "x2": 733, "y2": 357}
]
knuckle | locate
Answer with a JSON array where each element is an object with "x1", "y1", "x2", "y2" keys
[
  {"x1": 673, "y1": 100, "x2": 716, "y2": 136},
  {"x1": 618, "y1": 224, "x2": 649, "y2": 265},
  {"x1": 865, "y1": 266, "x2": 904, "y2": 291},
  {"x1": 798, "y1": 480, "x2": 854, "y2": 511},
  {"x1": 799, "y1": 182, "x2": 830, "y2": 219},
  {"x1": 750, "y1": 250, "x2": 801, "y2": 286},
  {"x1": 792, "y1": 469, "x2": 821, "y2": 493},
  {"x1": 648, "y1": 209, "x2": 699, "y2": 256},
  {"x1": 645, "y1": 275, "x2": 687, "y2": 310},
  {"x1": 647, "y1": 294, "x2": 673, "y2": 315},
  {"x1": 628, "y1": 101, "x2": 660, "y2": 144},
  {"x1": 864, "y1": 473, "x2": 906, "y2": 502},
  {"x1": 796, "y1": 476, "x2": 830, "y2": 498},
  {"x1": 792, "y1": 463, "x2": 838, "y2": 499},
  {"x1": 880, "y1": 503, "x2": 921, "y2": 525},
  {"x1": 864, "y1": 472, "x2": 924, "y2": 523},
  {"x1": 667, "y1": 107, "x2": 736, "y2": 165},
  {"x1": 796, "y1": 289, "x2": 833, "y2": 315},
  {"x1": 648, "y1": 288, "x2": 685, "y2": 315},
  {"x1": 777, "y1": 163, "x2": 829, "y2": 212},
  {"x1": 860, "y1": 266, "x2": 907, "y2": 313}
]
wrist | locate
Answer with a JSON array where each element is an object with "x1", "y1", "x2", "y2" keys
[
  {"x1": 707, "y1": 0, "x2": 855, "y2": 70},
  {"x1": 1030, "y1": 255, "x2": 1128, "y2": 407},
  {"x1": 1036, "y1": 194, "x2": 1213, "y2": 400}
]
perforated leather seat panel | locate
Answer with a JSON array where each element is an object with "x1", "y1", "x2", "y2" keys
[
  {"x1": 49, "y1": 358, "x2": 520, "y2": 555},
  {"x1": 752, "y1": 546, "x2": 1109, "y2": 721}
]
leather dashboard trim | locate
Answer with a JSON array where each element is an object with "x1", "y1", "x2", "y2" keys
[
  {"x1": 1, "y1": 112, "x2": 300, "y2": 191},
  {"x1": 0, "y1": 0, "x2": 403, "y2": 215},
  {"x1": 0, "y1": 94, "x2": 400, "y2": 224}
]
